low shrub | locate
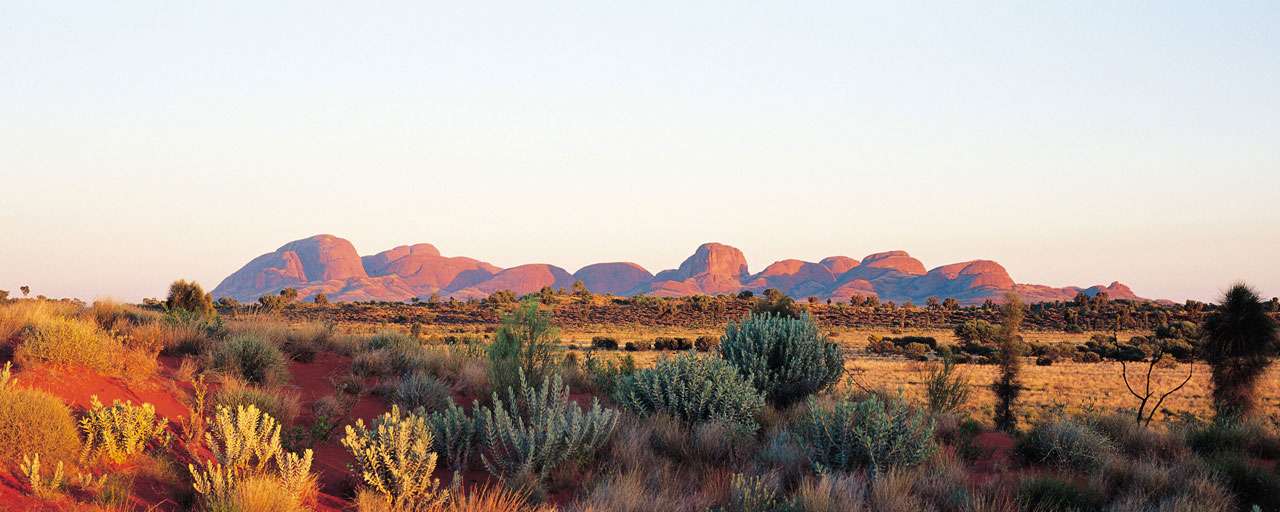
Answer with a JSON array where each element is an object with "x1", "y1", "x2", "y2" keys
[
  {"x1": 591, "y1": 336, "x2": 619, "y2": 350},
  {"x1": 1187, "y1": 419, "x2": 1280, "y2": 459},
  {"x1": 624, "y1": 339, "x2": 653, "y2": 351},
  {"x1": 793, "y1": 393, "x2": 936, "y2": 477},
  {"x1": 654, "y1": 337, "x2": 693, "y2": 351},
  {"x1": 615, "y1": 352, "x2": 764, "y2": 431},
  {"x1": 1207, "y1": 454, "x2": 1280, "y2": 511},
  {"x1": 1017, "y1": 417, "x2": 1114, "y2": 471},
  {"x1": 78, "y1": 395, "x2": 169, "y2": 463},
  {"x1": 0, "y1": 363, "x2": 81, "y2": 465},
  {"x1": 14, "y1": 315, "x2": 122, "y2": 373},
  {"x1": 695, "y1": 335, "x2": 720, "y2": 352},
  {"x1": 1018, "y1": 476, "x2": 1101, "y2": 511},
  {"x1": 207, "y1": 334, "x2": 290, "y2": 386},
  {"x1": 213, "y1": 378, "x2": 301, "y2": 426},
  {"x1": 341, "y1": 405, "x2": 448, "y2": 510},
  {"x1": 720, "y1": 313, "x2": 844, "y2": 407},
  {"x1": 352, "y1": 349, "x2": 393, "y2": 377},
  {"x1": 392, "y1": 373, "x2": 452, "y2": 413}
]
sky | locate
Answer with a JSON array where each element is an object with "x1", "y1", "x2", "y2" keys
[{"x1": 1, "y1": 2, "x2": 1278, "y2": 303}]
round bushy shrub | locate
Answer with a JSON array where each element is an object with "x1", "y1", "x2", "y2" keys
[
  {"x1": 208, "y1": 334, "x2": 289, "y2": 386},
  {"x1": 719, "y1": 313, "x2": 844, "y2": 407},
  {"x1": 614, "y1": 352, "x2": 764, "y2": 431},
  {"x1": 793, "y1": 393, "x2": 936, "y2": 476},
  {"x1": 0, "y1": 380, "x2": 81, "y2": 465},
  {"x1": 1018, "y1": 418, "x2": 1115, "y2": 471},
  {"x1": 392, "y1": 373, "x2": 452, "y2": 413}
]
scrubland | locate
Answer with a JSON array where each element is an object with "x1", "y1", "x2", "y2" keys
[{"x1": 0, "y1": 285, "x2": 1277, "y2": 511}]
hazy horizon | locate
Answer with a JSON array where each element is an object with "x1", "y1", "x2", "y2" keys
[{"x1": 3, "y1": 2, "x2": 1278, "y2": 302}]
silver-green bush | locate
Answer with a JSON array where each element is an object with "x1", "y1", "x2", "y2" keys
[
  {"x1": 477, "y1": 371, "x2": 618, "y2": 485},
  {"x1": 615, "y1": 352, "x2": 765, "y2": 431},
  {"x1": 794, "y1": 394, "x2": 937, "y2": 478},
  {"x1": 719, "y1": 313, "x2": 844, "y2": 407}
]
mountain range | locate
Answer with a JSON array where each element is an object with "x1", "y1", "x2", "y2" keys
[{"x1": 211, "y1": 234, "x2": 1141, "y2": 305}]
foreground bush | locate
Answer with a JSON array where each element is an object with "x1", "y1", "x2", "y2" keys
[
  {"x1": 794, "y1": 394, "x2": 936, "y2": 478},
  {"x1": 1017, "y1": 417, "x2": 1114, "y2": 471},
  {"x1": 207, "y1": 334, "x2": 289, "y2": 386},
  {"x1": 79, "y1": 395, "x2": 169, "y2": 463},
  {"x1": 478, "y1": 372, "x2": 618, "y2": 485},
  {"x1": 190, "y1": 404, "x2": 314, "y2": 510},
  {"x1": 720, "y1": 313, "x2": 844, "y2": 407},
  {"x1": 14, "y1": 314, "x2": 123, "y2": 373},
  {"x1": 615, "y1": 352, "x2": 764, "y2": 431},
  {"x1": 0, "y1": 363, "x2": 80, "y2": 465},
  {"x1": 342, "y1": 405, "x2": 448, "y2": 510},
  {"x1": 427, "y1": 400, "x2": 476, "y2": 472}
]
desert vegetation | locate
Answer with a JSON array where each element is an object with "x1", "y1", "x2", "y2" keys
[{"x1": 0, "y1": 280, "x2": 1276, "y2": 511}]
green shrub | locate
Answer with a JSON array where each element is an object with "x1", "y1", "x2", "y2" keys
[
  {"x1": 719, "y1": 313, "x2": 844, "y2": 407},
  {"x1": 615, "y1": 352, "x2": 764, "y2": 431},
  {"x1": 583, "y1": 353, "x2": 635, "y2": 397},
  {"x1": 213, "y1": 379, "x2": 301, "y2": 426},
  {"x1": 477, "y1": 371, "x2": 618, "y2": 485},
  {"x1": 487, "y1": 299, "x2": 558, "y2": 397},
  {"x1": 392, "y1": 373, "x2": 451, "y2": 413},
  {"x1": 0, "y1": 364, "x2": 80, "y2": 466},
  {"x1": 14, "y1": 315, "x2": 123, "y2": 373},
  {"x1": 924, "y1": 356, "x2": 970, "y2": 414},
  {"x1": 793, "y1": 393, "x2": 936, "y2": 478},
  {"x1": 341, "y1": 405, "x2": 448, "y2": 510},
  {"x1": 427, "y1": 400, "x2": 476, "y2": 472},
  {"x1": 1017, "y1": 417, "x2": 1114, "y2": 471},
  {"x1": 207, "y1": 334, "x2": 289, "y2": 386},
  {"x1": 79, "y1": 395, "x2": 169, "y2": 463}
]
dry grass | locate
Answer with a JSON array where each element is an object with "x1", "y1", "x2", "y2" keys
[{"x1": 844, "y1": 357, "x2": 1280, "y2": 426}]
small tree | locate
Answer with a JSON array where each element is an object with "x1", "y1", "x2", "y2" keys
[
  {"x1": 166, "y1": 280, "x2": 215, "y2": 317},
  {"x1": 1120, "y1": 342, "x2": 1193, "y2": 427},
  {"x1": 752, "y1": 289, "x2": 803, "y2": 319},
  {"x1": 0, "y1": 290, "x2": 8, "y2": 302},
  {"x1": 313, "y1": 293, "x2": 329, "y2": 306},
  {"x1": 1202, "y1": 283, "x2": 1279, "y2": 420},
  {"x1": 925, "y1": 353, "x2": 971, "y2": 415},
  {"x1": 280, "y1": 288, "x2": 299, "y2": 302},
  {"x1": 992, "y1": 293, "x2": 1025, "y2": 432},
  {"x1": 487, "y1": 299, "x2": 558, "y2": 395}
]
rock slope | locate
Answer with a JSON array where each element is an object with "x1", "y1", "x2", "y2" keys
[{"x1": 212, "y1": 234, "x2": 1144, "y2": 304}]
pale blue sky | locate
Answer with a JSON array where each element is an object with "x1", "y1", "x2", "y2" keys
[{"x1": 1, "y1": 2, "x2": 1277, "y2": 302}]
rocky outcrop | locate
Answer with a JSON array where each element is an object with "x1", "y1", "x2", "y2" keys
[
  {"x1": 745, "y1": 260, "x2": 836, "y2": 298},
  {"x1": 214, "y1": 235, "x2": 1147, "y2": 304},
  {"x1": 573, "y1": 263, "x2": 653, "y2": 295},
  {"x1": 362, "y1": 243, "x2": 500, "y2": 295}
]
